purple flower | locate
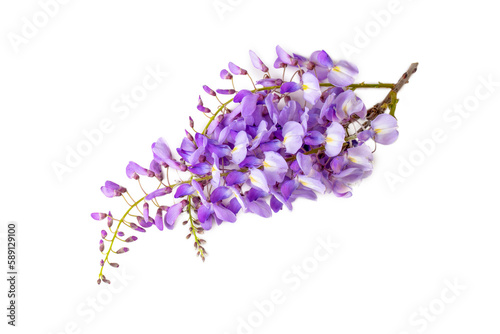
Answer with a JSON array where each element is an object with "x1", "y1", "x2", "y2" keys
[
  {"x1": 101, "y1": 181, "x2": 126, "y2": 198},
  {"x1": 249, "y1": 50, "x2": 269, "y2": 72},
  {"x1": 197, "y1": 95, "x2": 211, "y2": 113},
  {"x1": 154, "y1": 208, "x2": 164, "y2": 231},
  {"x1": 164, "y1": 201, "x2": 187, "y2": 229},
  {"x1": 297, "y1": 175, "x2": 326, "y2": 194},
  {"x1": 91, "y1": 212, "x2": 107, "y2": 221},
  {"x1": 302, "y1": 72, "x2": 321, "y2": 105},
  {"x1": 228, "y1": 62, "x2": 248, "y2": 75},
  {"x1": 262, "y1": 151, "x2": 288, "y2": 184},
  {"x1": 175, "y1": 183, "x2": 195, "y2": 198},
  {"x1": 216, "y1": 89, "x2": 236, "y2": 95},
  {"x1": 220, "y1": 69, "x2": 233, "y2": 80},
  {"x1": 334, "y1": 90, "x2": 367, "y2": 121},
  {"x1": 188, "y1": 163, "x2": 211, "y2": 175},
  {"x1": 346, "y1": 145, "x2": 373, "y2": 171},
  {"x1": 249, "y1": 168, "x2": 269, "y2": 192},
  {"x1": 126, "y1": 161, "x2": 154, "y2": 179},
  {"x1": 152, "y1": 138, "x2": 183, "y2": 171},
  {"x1": 317, "y1": 50, "x2": 358, "y2": 87},
  {"x1": 275, "y1": 45, "x2": 297, "y2": 67},
  {"x1": 371, "y1": 114, "x2": 399, "y2": 145},
  {"x1": 324, "y1": 122, "x2": 345, "y2": 157},
  {"x1": 145, "y1": 187, "x2": 172, "y2": 201},
  {"x1": 203, "y1": 85, "x2": 216, "y2": 96},
  {"x1": 282, "y1": 121, "x2": 305, "y2": 154}
]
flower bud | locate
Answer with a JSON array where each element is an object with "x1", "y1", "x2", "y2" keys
[
  {"x1": 185, "y1": 130, "x2": 194, "y2": 142},
  {"x1": 129, "y1": 223, "x2": 146, "y2": 233},
  {"x1": 107, "y1": 212, "x2": 113, "y2": 228},
  {"x1": 228, "y1": 62, "x2": 247, "y2": 75},
  {"x1": 109, "y1": 263, "x2": 119, "y2": 268},
  {"x1": 116, "y1": 247, "x2": 129, "y2": 254},
  {"x1": 197, "y1": 96, "x2": 211, "y2": 113},
  {"x1": 91, "y1": 213, "x2": 107, "y2": 221},
  {"x1": 125, "y1": 236, "x2": 138, "y2": 242},
  {"x1": 216, "y1": 89, "x2": 236, "y2": 95},
  {"x1": 99, "y1": 240, "x2": 104, "y2": 252},
  {"x1": 203, "y1": 85, "x2": 216, "y2": 96},
  {"x1": 220, "y1": 69, "x2": 233, "y2": 80},
  {"x1": 101, "y1": 230, "x2": 107, "y2": 239}
]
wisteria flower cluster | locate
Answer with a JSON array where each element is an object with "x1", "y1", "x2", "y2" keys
[{"x1": 92, "y1": 46, "x2": 418, "y2": 284}]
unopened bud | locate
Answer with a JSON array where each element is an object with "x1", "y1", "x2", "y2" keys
[
  {"x1": 125, "y1": 236, "x2": 138, "y2": 242},
  {"x1": 116, "y1": 247, "x2": 129, "y2": 254}
]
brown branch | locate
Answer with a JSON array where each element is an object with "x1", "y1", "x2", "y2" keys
[{"x1": 366, "y1": 62, "x2": 419, "y2": 120}]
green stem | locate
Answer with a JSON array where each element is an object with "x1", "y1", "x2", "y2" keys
[
  {"x1": 99, "y1": 194, "x2": 146, "y2": 279},
  {"x1": 187, "y1": 195, "x2": 204, "y2": 259}
]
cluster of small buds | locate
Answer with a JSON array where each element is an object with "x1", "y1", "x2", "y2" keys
[{"x1": 92, "y1": 45, "x2": 417, "y2": 283}]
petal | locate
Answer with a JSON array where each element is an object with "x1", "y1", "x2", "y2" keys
[
  {"x1": 188, "y1": 163, "x2": 211, "y2": 175},
  {"x1": 174, "y1": 184, "x2": 195, "y2": 198},
  {"x1": 276, "y1": 45, "x2": 294, "y2": 65},
  {"x1": 316, "y1": 50, "x2": 334, "y2": 68},
  {"x1": 371, "y1": 114, "x2": 399, "y2": 145},
  {"x1": 249, "y1": 50, "x2": 269, "y2": 72},
  {"x1": 231, "y1": 131, "x2": 249, "y2": 164},
  {"x1": 260, "y1": 139, "x2": 284, "y2": 152},
  {"x1": 304, "y1": 131, "x2": 325, "y2": 146},
  {"x1": 213, "y1": 203, "x2": 237, "y2": 223},
  {"x1": 247, "y1": 199, "x2": 272, "y2": 218},
  {"x1": 210, "y1": 186, "x2": 232, "y2": 203},
  {"x1": 239, "y1": 156, "x2": 263, "y2": 169},
  {"x1": 241, "y1": 94, "x2": 259, "y2": 117},
  {"x1": 228, "y1": 62, "x2": 247, "y2": 75},
  {"x1": 280, "y1": 82, "x2": 301, "y2": 94},
  {"x1": 282, "y1": 121, "x2": 305, "y2": 154},
  {"x1": 145, "y1": 187, "x2": 171, "y2": 201},
  {"x1": 226, "y1": 171, "x2": 248, "y2": 186},
  {"x1": 281, "y1": 179, "x2": 299, "y2": 201},
  {"x1": 154, "y1": 209, "x2": 164, "y2": 231},
  {"x1": 325, "y1": 122, "x2": 345, "y2": 157},
  {"x1": 228, "y1": 197, "x2": 242, "y2": 214},
  {"x1": 263, "y1": 151, "x2": 288, "y2": 183},
  {"x1": 296, "y1": 153, "x2": 313, "y2": 175},
  {"x1": 302, "y1": 72, "x2": 321, "y2": 105},
  {"x1": 249, "y1": 168, "x2": 270, "y2": 193},
  {"x1": 327, "y1": 60, "x2": 358, "y2": 87},
  {"x1": 247, "y1": 188, "x2": 268, "y2": 202},
  {"x1": 270, "y1": 195, "x2": 283, "y2": 213},
  {"x1": 297, "y1": 175, "x2": 326, "y2": 194},
  {"x1": 233, "y1": 89, "x2": 253, "y2": 103},
  {"x1": 165, "y1": 202, "x2": 183, "y2": 227},
  {"x1": 198, "y1": 204, "x2": 214, "y2": 223}
]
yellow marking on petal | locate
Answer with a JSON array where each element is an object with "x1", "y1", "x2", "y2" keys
[
  {"x1": 299, "y1": 180, "x2": 310, "y2": 187},
  {"x1": 283, "y1": 135, "x2": 289, "y2": 143},
  {"x1": 231, "y1": 146, "x2": 239, "y2": 153},
  {"x1": 263, "y1": 161, "x2": 271, "y2": 168},
  {"x1": 302, "y1": 84, "x2": 309, "y2": 91},
  {"x1": 325, "y1": 136, "x2": 334, "y2": 143},
  {"x1": 249, "y1": 176, "x2": 257, "y2": 183},
  {"x1": 211, "y1": 165, "x2": 216, "y2": 172},
  {"x1": 332, "y1": 66, "x2": 341, "y2": 72},
  {"x1": 348, "y1": 157, "x2": 357, "y2": 163}
]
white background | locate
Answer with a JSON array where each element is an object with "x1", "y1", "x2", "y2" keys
[{"x1": 1, "y1": 0, "x2": 499, "y2": 333}]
